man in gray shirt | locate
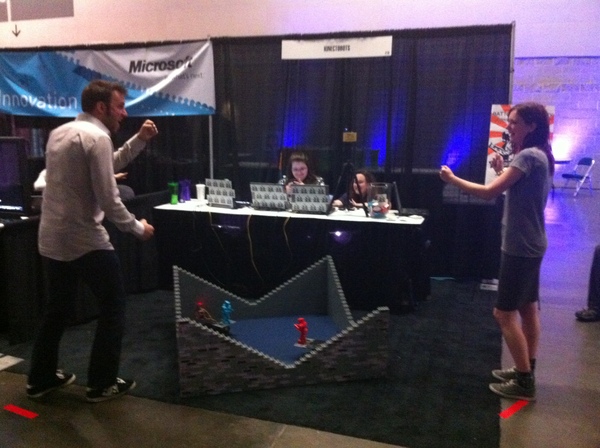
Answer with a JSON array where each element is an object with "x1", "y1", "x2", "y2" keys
[{"x1": 27, "y1": 80, "x2": 157, "y2": 402}]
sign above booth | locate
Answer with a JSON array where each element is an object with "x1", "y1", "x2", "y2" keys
[
  {"x1": 0, "y1": 40, "x2": 215, "y2": 117},
  {"x1": 281, "y1": 36, "x2": 392, "y2": 60}
]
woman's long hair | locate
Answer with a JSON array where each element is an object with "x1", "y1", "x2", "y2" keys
[
  {"x1": 510, "y1": 102, "x2": 555, "y2": 175},
  {"x1": 348, "y1": 169, "x2": 375, "y2": 202}
]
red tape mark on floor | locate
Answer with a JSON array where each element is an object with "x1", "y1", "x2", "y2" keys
[
  {"x1": 4, "y1": 404, "x2": 38, "y2": 419},
  {"x1": 499, "y1": 399, "x2": 529, "y2": 419}
]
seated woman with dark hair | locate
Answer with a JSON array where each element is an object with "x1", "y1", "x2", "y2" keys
[
  {"x1": 281, "y1": 151, "x2": 324, "y2": 194},
  {"x1": 332, "y1": 169, "x2": 375, "y2": 209}
]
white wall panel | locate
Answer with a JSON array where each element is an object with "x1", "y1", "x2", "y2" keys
[{"x1": 0, "y1": 0, "x2": 598, "y2": 56}]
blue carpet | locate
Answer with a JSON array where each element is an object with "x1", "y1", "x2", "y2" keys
[
  {"x1": 230, "y1": 315, "x2": 338, "y2": 363},
  {"x1": 1, "y1": 279, "x2": 501, "y2": 448}
]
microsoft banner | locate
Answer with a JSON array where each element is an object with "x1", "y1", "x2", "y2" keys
[{"x1": 0, "y1": 41, "x2": 215, "y2": 117}]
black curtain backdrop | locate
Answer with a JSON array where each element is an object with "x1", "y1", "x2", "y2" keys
[
  {"x1": 211, "y1": 25, "x2": 512, "y2": 203},
  {"x1": 8, "y1": 24, "x2": 512, "y2": 279},
  {"x1": 9, "y1": 25, "x2": 512, "y2": 198},
  {"x1": 8, "y1": 25, "x2": 513, "y2": 201},
  {"x1": 207, "y1": 25, "x2": 512, "y2": 279}
]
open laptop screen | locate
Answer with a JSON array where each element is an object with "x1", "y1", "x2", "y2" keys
[
  {"x1": 0, "y1": 137, "x2": 33, "y2": 218},
  {"x1": 289, "y1": 184, "x2": 329, "y2": 214},
  {"x1": 250, "y1": 182, "x2": 287, "y2": 211}
]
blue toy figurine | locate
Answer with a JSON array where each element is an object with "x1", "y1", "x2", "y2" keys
[{"x1": 221, "y1": 300, "x2": 233, "y2": 326}]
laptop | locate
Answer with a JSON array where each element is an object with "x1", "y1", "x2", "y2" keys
[
  {"x1": 205, "y1": 178, "x2": 236, "y2": 209},
  {"x1": 0, "y1": 137, "x2": 36, "y2": 223},
  {"x1": 389, "y1": 181, "x2": 428, "y2": 217},
  {"x1": 249, "y1": 182, "x2": 288, "y2": 211},
  {"x1": 289, "y1": 184, "x2": 329, "y2": 214}
]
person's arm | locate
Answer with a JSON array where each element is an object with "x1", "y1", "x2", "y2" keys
[
  {"x1": 439, "y1": 165, "x2": 524, "y2": 201},
  {"x1": 349, "y1": 198, "x2": 367, "y2": 209},
  {"x1": 33, "y1": 169, "x2": 47, "y2": 191},
  {"x1": 90, "y1": 135, "x2": 153, "y2": 240},
  {"x1": 113, "y1": 120, "x2": 158, "y2": 172},
  {"x1": 285, "y1": 180, "x2": 301, "y2": 194},
  {"x1": 332, "y1": 192, "x2": 346, "y2": 208}
]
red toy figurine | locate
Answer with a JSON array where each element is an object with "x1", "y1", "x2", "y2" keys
[{"x1": 294, "y1": 317, "x2": 308, "y2": 346}]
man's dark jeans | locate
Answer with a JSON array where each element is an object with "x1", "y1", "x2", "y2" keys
[{"x1": 29, "y1": 250, "x2": 126, "y2": 389}]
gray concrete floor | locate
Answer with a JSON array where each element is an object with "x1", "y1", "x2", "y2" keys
[
  {"x1": 498, "y1": 188, "x2": 600, "y2": 448},
  {"x1": 1, "y1": 187, "x2": 598, "y2": 448},
  {"x1": 0, "y1": 370, "x2": 398, "y2": 448}
]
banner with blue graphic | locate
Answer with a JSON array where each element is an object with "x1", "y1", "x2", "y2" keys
[{"x1": 0, "y1": 41, "x2": 215, "y2": 117}]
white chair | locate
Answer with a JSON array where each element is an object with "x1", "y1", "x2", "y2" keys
[{"x1": 561, "y1": 157, "x2": 595, "y2": 197}]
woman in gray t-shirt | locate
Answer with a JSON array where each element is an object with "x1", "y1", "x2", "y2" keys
[{"x1": 439, "y1": 102, "x2": 554, "y2": 402}]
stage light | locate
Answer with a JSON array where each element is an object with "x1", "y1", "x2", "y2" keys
[
  {"x1": 329, "y1": 229, "x2": 353, "y2": 245},
  {"x1": 550, "y1": 133, "x2": 576, "y2": 161}
]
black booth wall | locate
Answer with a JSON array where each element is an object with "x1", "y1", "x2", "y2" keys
[
  {"x1": 209, "y1": 25, "x2": 511, "y2": 279},
  {"x1": 7, "y1": 24, "x2": 511, "y2": 279}
]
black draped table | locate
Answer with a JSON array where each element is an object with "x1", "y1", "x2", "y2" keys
[
  {"x1": 0, "y1": 191, "x2": 169, "y2": 345},
  {"x1": 0, "y1": 217, "x2": 46, "y2": 345},
  {"x1": 153, "y1": 203, "x2": 430, "y2": 313}
]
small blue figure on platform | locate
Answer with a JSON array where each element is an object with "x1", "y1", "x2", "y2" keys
[{"x1": 221, "y1": 300, "x2": 233, "y2": 326}]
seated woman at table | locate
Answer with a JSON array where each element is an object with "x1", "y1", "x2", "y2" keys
[
  {"x1": 281, "y1": 151, "x2": 325, "y2": 194},
  {"x1": 332, "y1": 169, "x2": 375, "y2": 209}
]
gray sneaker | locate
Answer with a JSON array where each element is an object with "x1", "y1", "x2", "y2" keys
[
  {"x1": 86, "y1": 378, "x2": 136, "y2": 403},
  {"x1": 492, "y1": 366, "x2": 518, "y2": 382},
  {"x1": 489, "y1": 379, "x2": 536, "y2": 401}
]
